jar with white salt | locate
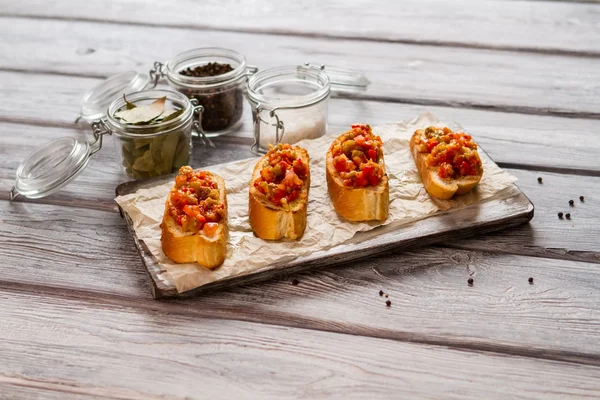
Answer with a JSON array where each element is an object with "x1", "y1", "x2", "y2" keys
[{"x1": 245, "y1": 64, "x2": 369, "y2": 154}]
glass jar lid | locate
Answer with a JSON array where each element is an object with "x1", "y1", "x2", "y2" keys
[
  {"x1": 79, "y1": 71, "x2": 150, "y2": 122},
  {"x1": 246, "y1": 64, "x2": 370, "y2": 108},
  {"x1": 10, "y1": 137, "x2": 91, "y2": 200}
]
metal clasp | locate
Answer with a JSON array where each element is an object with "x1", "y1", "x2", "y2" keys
[
  {"x1": 190, "y1": 100, "x2": 215, "y2": 148},
  {"x1": 250, "y1": 104, "x2": 285, "y2": 155},
  {"x1": 149, "y1": 61, "x2": 165, "y2": 88},
  {"x1": 90, "y1": 119, "x2": 111, "y2": 155},
  {"x1": 9, "y1": 186, "x2": 19, "y2": 202},
  {"x1": 246, "y1": 65, "x2": 259, "y2": 76}
]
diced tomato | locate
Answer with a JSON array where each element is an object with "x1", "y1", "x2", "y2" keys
[
  {"x1": 292, "y1": 158, "x2": 306, "y2": 177},
  {"x1": 354, "y1": 135, "x2": 366, "y2": 147},
  {"x1": 343, "y1": 179, "x2": 354, "y2": 187},
  {"x1": 368, "y1": 148, "x2": 377, "y2": 161},
  {"x1": 368, "y1": 173, "x2": 379, "y2": 186},
  {"x1": 427, "y1": 140, "x2": 438, "y2": 152},
  {"x1": 283, "y1": 169, "x2": 303, "y2": 187},
  {"x1": 355, "y1": 172, "x2": 368, "y2": 187},
  {"x1": 287, "y1": 190, "x2": 299, "y2": 203},
  {"x1": 260, "y1": 166, "x2": 275, "y2": 182},
  {"x1": 203, "y1": 222, "x2": 219, "y2": 237},
  {"x1": 438, "y1": 162, "x2": 454, "y2": 179}
]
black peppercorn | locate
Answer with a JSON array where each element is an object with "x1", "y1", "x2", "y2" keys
[
  {"x1": 569, "y1": 200, "x2": 574, "y2": 206},
  {"x1": 291, "y1": 279, "x2": 299, "y2": 286},
  {"x1": 566, "y1": 213, "x2": 571, "y2": 219},
  {"x1": 580, "y1": 196, "x2": 585, "y2": 202},
  {"x1": 178, "y1": 62, "x2": 243, "y2": 132},
  {"x1": 537, "y1": 177, "x2": 543, "y2": 183},
  {"x1": 379, "y1": 290, "x2": 384, "y2": 296},
  {"x1": 558, "y1": 212, "x2": 563, "y2": 219},
  {"x1": 468, "y1": 278, "x2": 474, "y2": 285},
  {"x1": 385, "y1": 300, "x2": 391, "y2": 307},
  {"x1": 528, "y1": 277, "x2": 534, "y2": 284}
]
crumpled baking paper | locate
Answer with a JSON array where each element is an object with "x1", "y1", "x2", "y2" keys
[{"x1": 115, "y1": 113, "x2": 517, "y2": 293}]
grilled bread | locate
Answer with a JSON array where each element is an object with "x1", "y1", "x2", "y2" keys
[{"x1": 160, "y1": 166, "x2": 228, "y2": 268}]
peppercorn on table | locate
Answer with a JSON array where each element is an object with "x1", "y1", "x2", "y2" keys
[{"x1": 2, "y1": 1, "x2": 600, "y2": 398}]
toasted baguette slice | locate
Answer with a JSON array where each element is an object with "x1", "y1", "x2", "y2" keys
[
  {"x1": 249, "y1": 146, "x2": 310, "y2": 240},
  {"x1": 326, "y1": 128, "x2": 389, "y2": 222},
  {"x1": 410, "y1": 129, "x2": 483, "y2": 200},
  {"x1": 160, "y1": 171, "x2": 228, "y2": 268}
]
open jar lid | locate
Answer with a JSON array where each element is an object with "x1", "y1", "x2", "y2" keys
[
  {"x1": 302, "y1": 63, "x2": 370, "y2": 92},
  {"x1": 78, "y1": 71, "x2": 150, "y2": 122},
  {"x1": 10, "y1": 137, "x2": 92, "y2": 200},
  {"x1": 246, "y1": 63, "x2": 369, "y2": 108}
]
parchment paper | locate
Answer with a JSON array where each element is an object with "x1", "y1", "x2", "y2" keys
[{"x1": 115, "y1": 113, "x2": 517, "y2": 293}]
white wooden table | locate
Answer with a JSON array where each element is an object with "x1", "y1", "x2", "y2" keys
[{"x1": 1, "y1": 1, "x2": 600, "y2": 398}]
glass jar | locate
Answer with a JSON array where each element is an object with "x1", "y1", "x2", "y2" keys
[
  {"x1": 9, "y1": 89, "x2": 207, "y2": 201},
  {"x1": 151, "y1": 48, "x2": 256, "y2": 137},
  {"x1": 246, "y1": 64, "x2": 370, "y2": 154},
  {"x1": 104, "y1": 89, "x2": 198, "y2": 180}
]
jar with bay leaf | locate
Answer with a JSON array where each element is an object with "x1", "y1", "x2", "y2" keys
[
  {"x1": 10, "y1": 83, "x2": 210, "y2": 201},
  {"x1": 106, "y1": 90, "x2": 200, "y2": 179}
]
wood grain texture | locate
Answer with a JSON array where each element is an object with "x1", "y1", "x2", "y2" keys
[
  {"x1": 1, "y1": 70, "x2": 598, "y2": 174},
  {"x1": 115, "y1": 166, "x2": 532, "y2": 298},
  {"x1": 2, "y1": 0, "x2": 600, "y2": 55},
  {"x1": 2, "y1": 122, "x2": 599, "y2": 262},
  {"x1": 2, "y1": 201, "x2": 600, "y2": 361},
  {"x1": 1, "y1": 18, "x2": 600, "y2": 116},
  {"x1": 1, "y1": 291, "x2": 600, "y2": 400},
  {"x1": 0, "y1": 377, "x2": 132, "y2": 400},
  {"x1": 449, "y1": 169, "x2": 600, "y2": 262}
]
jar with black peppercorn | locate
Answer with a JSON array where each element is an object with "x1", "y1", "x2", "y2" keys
[{"x1": 150, "y1": 48, "x2": 257, "y2": 136}]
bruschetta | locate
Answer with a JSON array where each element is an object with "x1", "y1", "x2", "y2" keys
[
  {"x1": 326, "y1": 124, "x2": 389, "y2": 221},
  {"x1": 410, "y1": 126, "x2": 483, "y2": 200},
  {"x1": 249, "y1": 144, "x2": 310, "y2": 240},
  {"x1": 160, "y1": 166, "x2": 228, "y2": 268}
]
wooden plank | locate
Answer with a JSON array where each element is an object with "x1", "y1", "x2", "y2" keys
[
  {"x1": 2, "y1": 201, "x2": 600, "y2": 360},
  {"x1": 2, "y1": 0, "x2": 600, "y2": 55},
  {"x1": 115, "y1": 163, "x2": 532, "y2": 298},
  {"x1": 1, "y1": 18, "x2": 600, "y2": 116},
  {"x1": 2, "y1": 70, "x2": 600, "y2": 174},
  {"x1": 1, "y1": 291, "x2": 600, "y2": 399},
  {"x1": 451, "y1": 169, "x2": 600, "y2": 262},
  {"x1": 0, "y1": 379, "x2": 123, "y2": 400}
]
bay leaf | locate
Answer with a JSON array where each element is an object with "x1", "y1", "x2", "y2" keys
[
  {"x1": 114, "y1": 96, "x2": 166, "y2": 124},
  {"x1": 131, "y1": 149, "x2": 155, "y2": 172},
  {"x1": 160, "y1": 132, "x2": 180, "y2": 174},
  {"x1": 158, "y1": 108, "x2": 185, "y2": 123},
  {"x1": 123, "y1": 94, "x2": 136, "y2": 110}
]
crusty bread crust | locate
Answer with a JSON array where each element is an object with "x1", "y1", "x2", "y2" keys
[
  {"x1": 160, "y1": 174, "x2": 228, "y2": 269},
  {"x1": 325, "y1": 133, "x2": 389, "y2": 221},
  {"x1": 248, "y1": 147, "x2": 310, "y2": 240},
  {"x1": 410, "y1": 132, "x2": 482, "y2": 200}
]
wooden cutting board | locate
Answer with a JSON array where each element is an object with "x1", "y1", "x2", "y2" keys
[{"x1": 116, "y1": 170, "x2": 534, "y2": 299}]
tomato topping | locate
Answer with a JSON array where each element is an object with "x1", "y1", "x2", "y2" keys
[
  {"x1": 414, "y1": 126, "x2": 482, "y2": 180},
  {"x1": 331, "y1": 124, "x2": 384, "y2": 187},
  {"x1": 203, "y1": 222, "x2": 219, "y2": 237},
  {"x1": 167, "y1": 166, "x2": 225, "y2": 233},
  {"x1": 253, "y1": 144, "x2": 308, "y2": 207}
]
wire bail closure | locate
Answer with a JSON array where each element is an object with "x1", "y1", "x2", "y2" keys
[
  {"x1": 250, "y1": 104, "x2": 286, "y2": 155},
  {"x1": 190, "y1": 99, "x2": 215, "y2": 148},
  {"x1": 149, "y1": 61, "x2": 165, "y2": 88},
  {"x1": 90, "y1": 119, "x2": 111, "y2": 155}
]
